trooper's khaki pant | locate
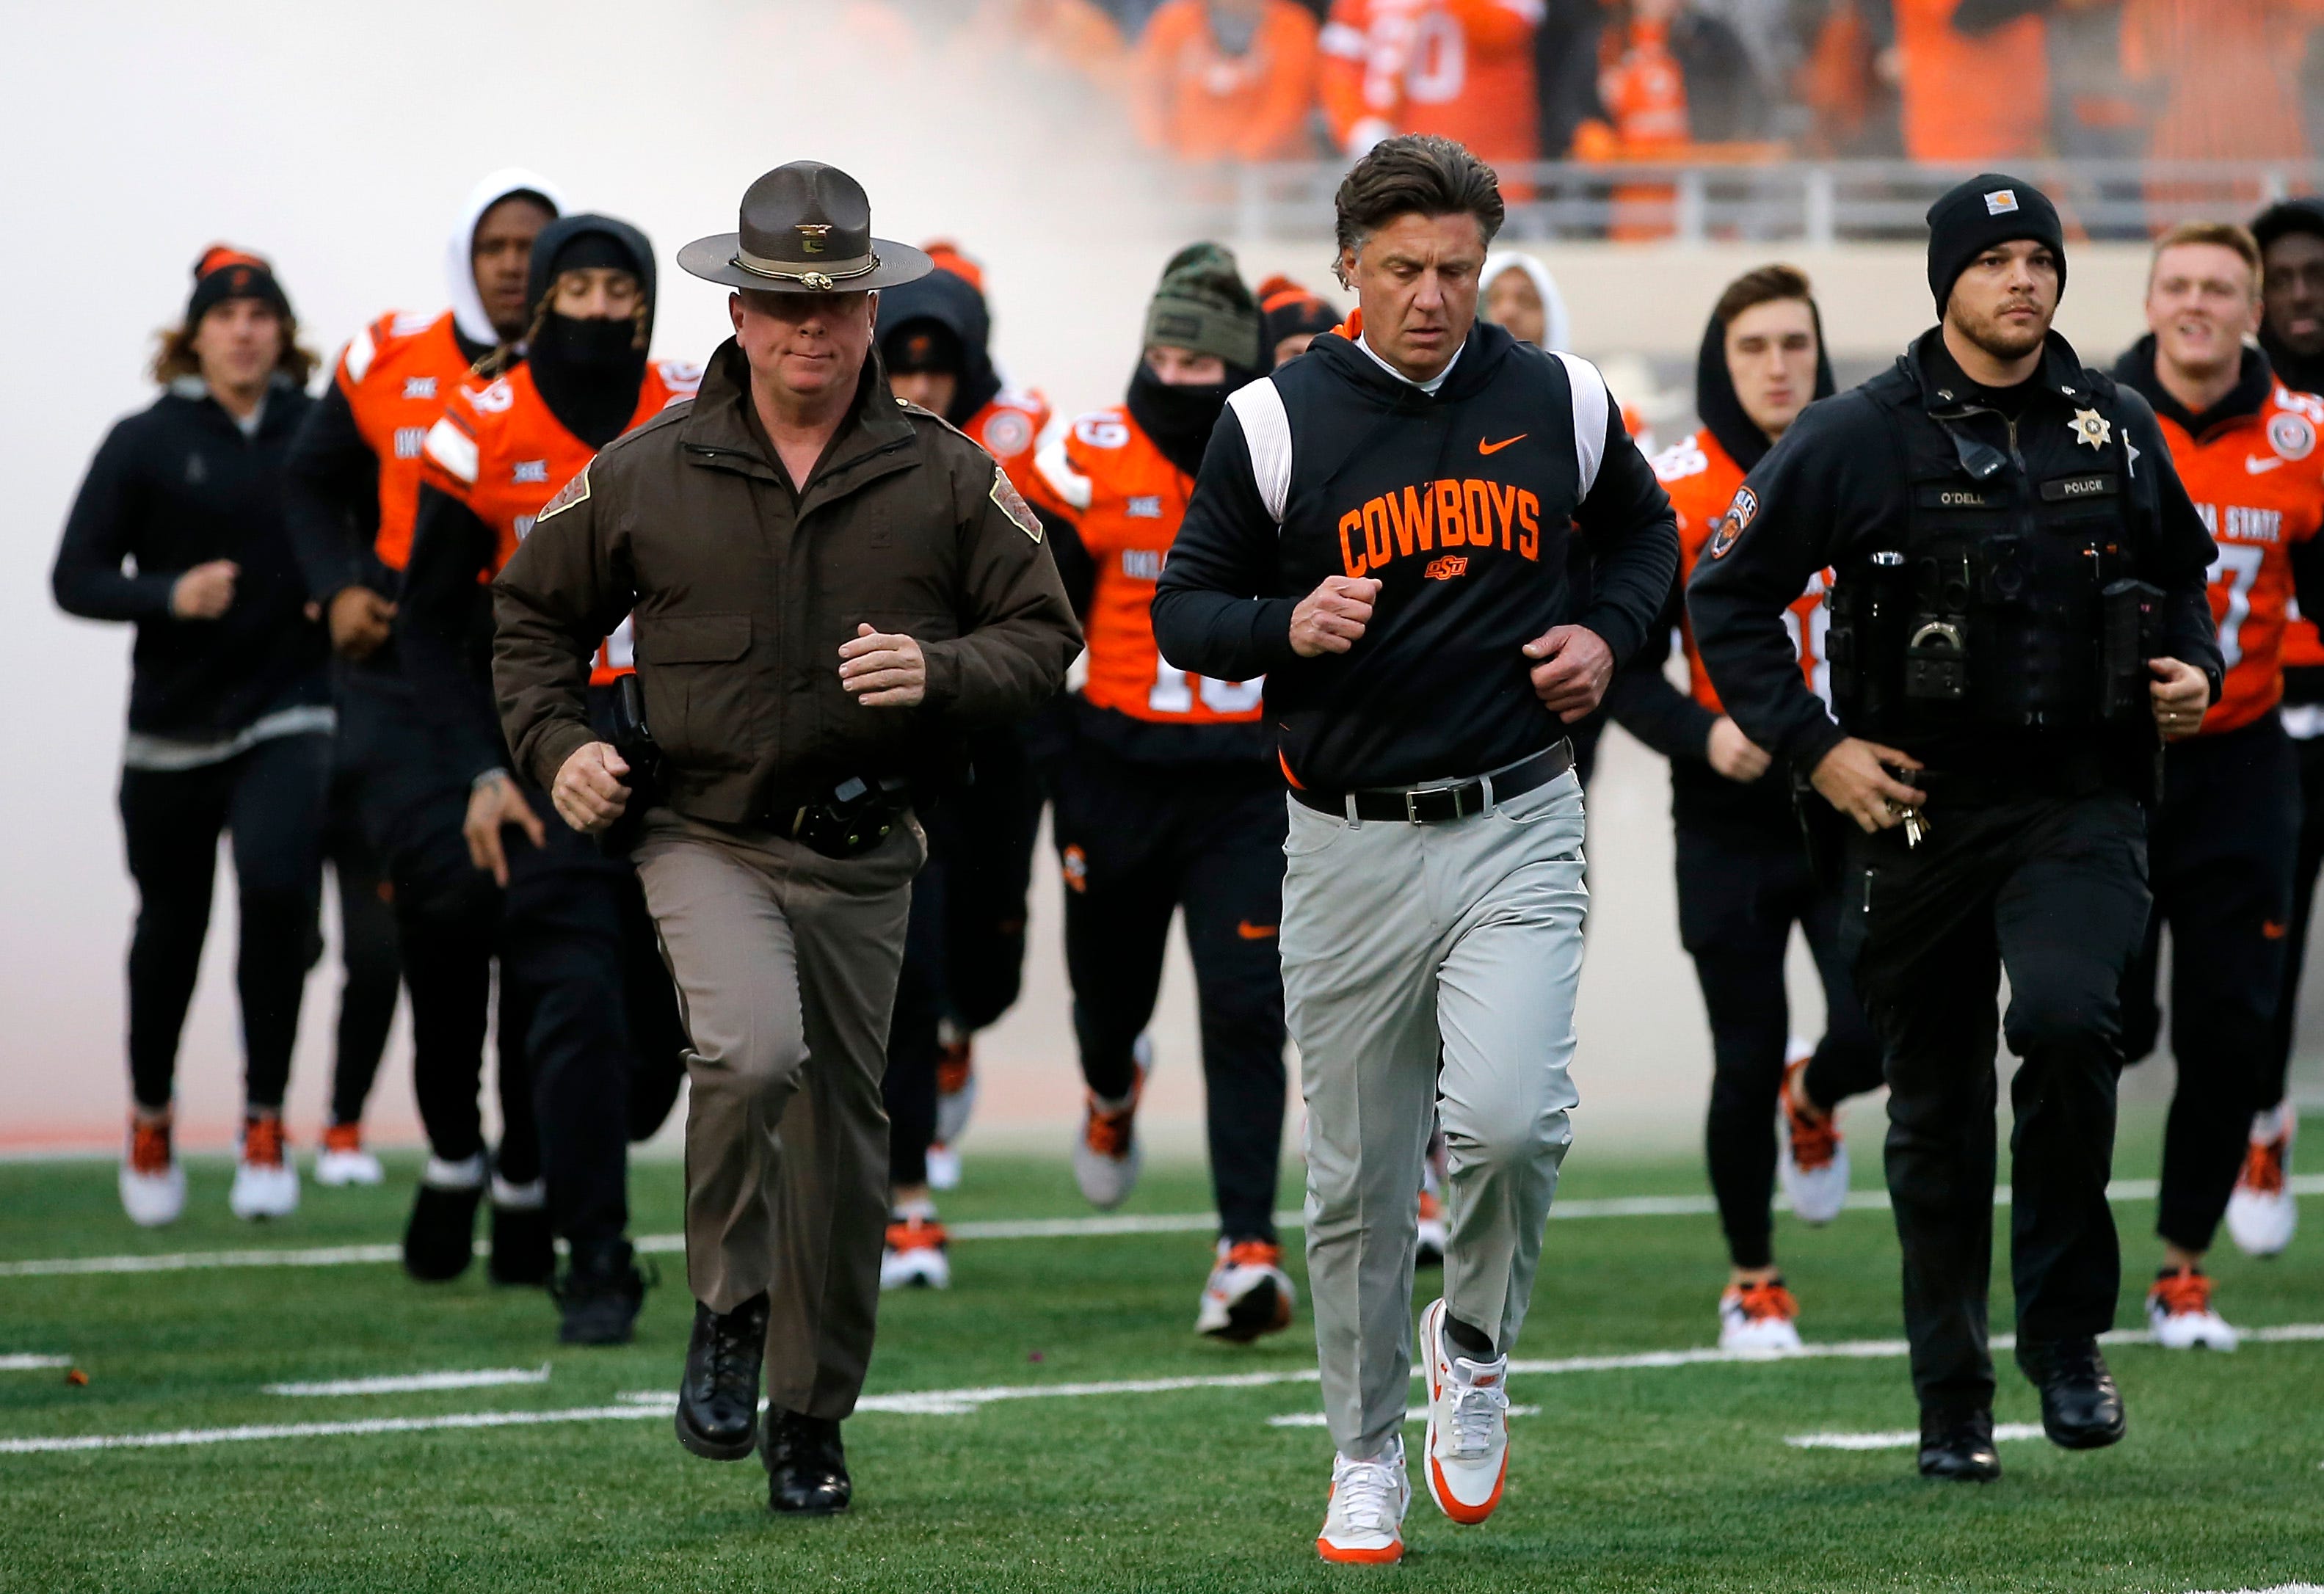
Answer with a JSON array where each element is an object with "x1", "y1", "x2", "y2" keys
[
  {"x1": 1281, "y1": 772, "x2": 1588, "y2": 1461},
  {"x1": 633, "y1": 808, "x2": 921, "y2": 1420}
]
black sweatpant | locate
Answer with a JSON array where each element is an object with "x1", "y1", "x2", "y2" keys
[
  {"x1": 2264, "y1": 726, "x2": 2324, "y2": 1112},
  {"x1": 320, "y1": 749, "x2": 402, "y2": 1128},
  {"x1": 338, "y1": 674, "x2": 534, "y2": 1179},
  {"x1": 2121, "y1": 716, "x2": 2298, "y2": 1253},
  {"x1": 883, "y1": 727, "x2": 1044, "y2": 1189},
  {"x1": 1676, "y1": 822, "x2": 1884, "y2": 1270},
  {"x1": 1050, "y1": 743, "x2": 1288, "y2": 1244},
  {"x1": 119, "y1": 730, "x2": 331, "y2": 1114},
  {"x1": 1844, "y1": 787, "x2": 2149, "y2": 1413}
]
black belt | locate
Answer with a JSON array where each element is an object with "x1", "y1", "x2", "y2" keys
[{"x1": 1292, "y1": 741, "x2": 1575, "y2": 824}]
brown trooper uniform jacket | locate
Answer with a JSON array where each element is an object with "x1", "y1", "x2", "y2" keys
[{"x1": 490, "y1": 336, "x2": 1081, "y2": 826}]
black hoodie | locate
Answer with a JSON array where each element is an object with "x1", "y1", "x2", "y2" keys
[
  {"x1": 1154, "y1": 318, "x2": 1677, "y2": 793},
  {"x1": 875, "y1": 267, "x2": 1003, "y2": 429},
  {"x1": 1605, "y1": 299, "x2": 1837, "y2": 837}
]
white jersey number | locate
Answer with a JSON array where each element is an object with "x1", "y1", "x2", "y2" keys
[
  {"x1": 1149, "y1": 663, "x2": 1265, "y2": 716},
  {"x1": 2211, "y1": 542, "x2": 2265, "y2": 669}
]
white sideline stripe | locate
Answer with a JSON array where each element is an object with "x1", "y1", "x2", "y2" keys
[
  {"x1": 5, "y1": 1176, "x2": 2317, "y2": 1281},
  {"x1": 0, "y1": 1405, "x2": 663, "y2": 1455},
  {"x1": 2182, "y1": 1586, "x2": 2324, "y2": 1593},
  {"x1": 0, "y1": 1355, "x2": 70, "y2": 1371},
  {"x1": 264, "y1": 1365, "x2": 549, "y2": 1397},
  {"x1": 1787, "y1": 1422, "x2": 2047, "y2": 1451},
  {"x1": 1267, "y1": 1404, "x2": 1541, "y2": 1428}
]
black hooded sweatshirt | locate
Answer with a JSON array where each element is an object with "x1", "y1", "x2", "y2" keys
[
  {"x1": 875, "y1": 267, "x2": 1003, "y2": 429},
  {"x1": 1153, "y1": 318, "x2": 1677, "y2": 793},
  {"x1": 1605, "y1": 299, "x2": 1837, "y2": 837}
]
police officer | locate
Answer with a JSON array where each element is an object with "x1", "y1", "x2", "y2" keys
[{"x1": 1689, "y1": 174, "x2": 2223, "y2": 1483}]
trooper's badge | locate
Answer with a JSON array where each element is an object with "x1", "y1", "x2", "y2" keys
[
  {"x1": 535, "y1": 460, "x2": 591, "y2": 523},
  {"x1": 1707, "y1": 485, "x2": 1757, "y2": 559},
  {"x1": 992, "y1": 465, "x2": 1042, "y2": 543},
  {"x1": 2070, "y1": 407, "x2": 2113, "y2": 451}
]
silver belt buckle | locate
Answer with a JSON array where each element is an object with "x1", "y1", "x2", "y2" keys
[{"x1": 1404, "y1": 782, "x2": 1464, "y2": 823}]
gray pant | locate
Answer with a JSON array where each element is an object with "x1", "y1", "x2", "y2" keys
[
  {"x1": 632, "y1": 809, "x2": 921, "y2": 1420},
  {"x1": 1281, "y1": 771, "x2": 1588, "y2": 1460}
]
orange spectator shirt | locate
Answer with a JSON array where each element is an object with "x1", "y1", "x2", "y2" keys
[
  {"x1": 1032, "y1": 407, "x2": 1265, "y2": 725},
  {"x1": 1598, "y1": 18, "x2": 1689, "y2": 151},
  {"x1": 419, "y1": 357, "x2": 700, "y2": 684},
  {"x1": 1318, "y1": 0, "x2": 1543, "y2": 167},
  {"x1": 1893, "y1": 0, "x2": 2047, "y2": 163},
  {"x1": 335, "y1": 309, "x2": 479, "y2": 573},
  {"x1": 1654, "y1": 429, "x2": 1829, "y2": 710},
  {"x1": 1136, "y1": 0, "x2": 1321, "y2": 161},
  {"x1": 2153, "y1": 382, "x2": 2324, "y2": 732}
]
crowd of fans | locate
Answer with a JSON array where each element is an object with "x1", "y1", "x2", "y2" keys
[{"x1": 876, "y1": 0, "x2": 2324, "y2": 170}]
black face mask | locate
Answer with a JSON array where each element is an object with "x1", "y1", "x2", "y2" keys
[
  {"x1": 530, "y1": 313, "x2": 646, "y2": 448},
  {"x1": 1126, "y1": 363, "x2": 1239, "y2": 477}
]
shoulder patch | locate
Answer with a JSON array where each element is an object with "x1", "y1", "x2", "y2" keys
[
  {"x1": 535, "y1": 459, "x2": 592, "y2": 524},
  {"x1": 992, "y1": 464, "x2": 1042, "y2": 543},
  {"x1": 978, "y1": 406, "x2": 1035, "y2": 463},
  {"x1": 1707, "y1": 485, "x2": 1757, "y2": 559}
]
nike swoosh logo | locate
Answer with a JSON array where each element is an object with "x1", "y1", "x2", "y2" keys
[
  {"x1": 1478, "y1": 434, "x2": 1527, "y2": 456},
  {"x1": 2249, "y1": 454, "x2": 2287, "y2": 474},
  {"x1": 1236, "y1": 921, "x2": 1279, "y2": 940}
]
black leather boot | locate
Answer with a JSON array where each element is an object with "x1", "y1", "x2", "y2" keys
[
  {"x1": 763, "y1": 1408, "x2": 851, "y2": 1515},
  {"x1": 675, "y1": 1294, "x2": 769, "y2": 1460},
  {"x1": 1917, "y1": 1405, "x2": 2001, "y2": 1481},
  {"x1": 2017, "y1": 1337, "x2": 2126, "y2": 1449}
]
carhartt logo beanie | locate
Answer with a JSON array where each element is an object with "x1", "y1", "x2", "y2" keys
[{"x1": 1925, "y1": 173, "x2": 2067, "y2": 316}]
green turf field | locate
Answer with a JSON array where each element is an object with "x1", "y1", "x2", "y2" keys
[{"x1": 1, "y1": 1124, "x2": 2317, "y2": 1593}]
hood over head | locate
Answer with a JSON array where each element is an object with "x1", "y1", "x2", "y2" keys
[
  {"x1": 523, "y1": 213, "x2": 657, "y2": 451},
  {"x1": 876, "y1": 263, "x2": 1000, "y2": 426},
  {"x1": 446, "y1": 167, "x2": 566, "y2": 348},
  {"x1": 2252, "y1": 197, "x2": 2324, "y2": 393},
  {"x1": 1479, "y1": 252, "x2": 1570, "y2": 352},
  {"x1": 1696, "y1": 287, "x2": 1835, "y2": 474}
]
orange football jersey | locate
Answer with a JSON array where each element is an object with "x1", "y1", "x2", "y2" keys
[
  {"x1": 420, "y1": 357, "x2": 700, "y2": 684},
  {"x1": 1033, "y1": 407, "x2": 1265, "y2": 725},
  {"x1": 2154, "y1": 382, "x2": 2324, "y2": 733},
  {"x1": 1654, "y1": 428, "x2": 1829, "y2": 712},
  {"x1": 962, "y1": 387, "x2": 1050, "y2": 496},
  {"x1": 1318, "y1": 0, "x2": 1542, "y2": 167},
  {"x1": 337, "y1": 310, "x2": 479, "y2": 572}
]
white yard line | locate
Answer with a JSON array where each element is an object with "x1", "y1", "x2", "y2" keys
[
  {"x1": 264, "y1": 1366, "x2": 551, "y2": 1397},
  {"x1": 13, "y1": 1175, "x2": 2316, "y2": 1282},
  {"x1": 1266, "y1": 1404, "x2": 1541, "y2": 1428},
  {"x1": 0, "y1": 1355, "x2": 70, "y2": 1372},
  {"x1": 2179, "y1": 1586, "x2": 2324, "y2": 1593},
  {"x1": 0, "y1": 1405, "x2": 662, "y2": 1455},
  {"x1": 1787, "y1": 1422, "x2": 2048, "y2": 1450}
]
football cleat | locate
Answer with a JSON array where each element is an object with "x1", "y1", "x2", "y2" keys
[
  {"x1": 1072, "y1": 1037, "x2": 1150, "y2": 1210},
  {"x1": 1419, "y1": 1297, "x2": 1509, "y2": 1525},
  {"x1": 1317, "y1": 1435, "x2": 1410, "y2": 1565},
  {"x1": 119, "y1": 1114, "x2": 185, "y2": 1228},
  {"x1": 1777, "y1": 1044, "x2": 1849, "y2": 1225},
  {"x1": 1196, "y1": 1238, "x2": 1295, "y2": 1342},
  {"x1": 2146, "y1": 1266, "x2": 2239, "y2": 1350},
  {"x1": 880, "y1": 1215, "x2": 951, "y2": 1290},
  {"x1": 932, "y1": 1021, "x2": 978, "y2": 1149},
  {"x1": 1415, "y1": 1187, "x2": 1448, "y2": 1269},
  {"x1": 1718, "y1": 1278, "x2": 1804, "y2": 1352},
  {"x1": 2226, "y1": 1104, "x2": 2297, "y2": 1258},
  {"x1": 313, "y1": 1121, "x2": 384, "y2": 1187},
  {"x1": 924, "y1": 1141, "x2": 962, "y2": 1193},
  {"x1": 229, "y1": 1115, "x2": 299, "y2": 1220}
]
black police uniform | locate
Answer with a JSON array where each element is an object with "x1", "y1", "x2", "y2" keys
[{"x1": 1689, "y1": 327, "x2": 2223, "y2": 1449}]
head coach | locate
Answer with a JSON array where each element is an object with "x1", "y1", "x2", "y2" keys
[
  {"x1": 489, "y1": 161, "x2": 1079, "y2": 1515},
  {"x1": 1152, "y1": 134, "x2": 1679, "y2": 1562}
]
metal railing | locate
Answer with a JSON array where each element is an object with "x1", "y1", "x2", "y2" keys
[{"x1": 1168, "y1": 159, "x2": 2324, "y2": 244}]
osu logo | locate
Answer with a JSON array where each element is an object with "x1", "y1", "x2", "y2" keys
[
  {"x1": 1425, "y1": 555, "x2": 1470, "y2": 581},
  {"x1": 2271, "y1": 411, "x2": 2316, "y2": 462}
]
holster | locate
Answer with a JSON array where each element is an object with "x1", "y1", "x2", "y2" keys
[
  {"x1": 1792, "y1": 763, "x2": 1846, "y2": 888},
  {"x1": 600, "y1": 674, "x2": 667, "y2": 857}
]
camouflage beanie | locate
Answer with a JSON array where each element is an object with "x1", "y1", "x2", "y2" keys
[{"x1": 1142, "y1": 242, "x2": 1263, "y2": 372}]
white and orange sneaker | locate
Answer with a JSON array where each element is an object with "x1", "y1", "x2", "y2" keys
[
  {"x1": 879, "y1": 1212, "x2": 951, "y2": 1291},
  {"x1": 1317, "y1": 1436, "x2": 1410, "y2": 1564},
  {"x1": 1072, "y1": 1037, "x2": 1150, "y2": 1209},
  {"x1": 2147, "y1": 1265, "x2": 2239, "y2": 1350},
  {"x1": 1777, "y1": 1044, "x2": 1850, "y2": 1224},
  {"x1": 1419, "y1": 1297, "x2": 1509, "y2": 1525},
  {"x1": 119, "y1": 1113, "x2": 185, "y2": 1228},
  {"x1": 1718, "y1": 1278, "x2": 1804, "y2": 1352},
  {"x1": 230, "y1": 1114, "x2": 299, "y2": 1220},
  {"x1": 1196, "y1": 1238, "x2": 1296, "y2": 1341},
  {"x1": 314, "y1": 1121, "x2": 383, "y2": 1187},
  {"x1": 2226, "y1": 1104, "x2": 2297, "y2": 1258}
]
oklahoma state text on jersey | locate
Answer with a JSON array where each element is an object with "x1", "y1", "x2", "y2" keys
[
  {"x1": 2154, "y1": 379, "x2": 2324, "y2": 733},
  {"x1": 1034, "y1": 406, "x2": 1265, "y2": 725},
  {"x1": 338, "y1": 309, "x2": 478, "y2": 572},
  {"x1": 420, "y1": 357, "x2": 700, "y2": 683},
  {"x1": 1652, "y1": 429, "x2": 1829, "y2": 710}
]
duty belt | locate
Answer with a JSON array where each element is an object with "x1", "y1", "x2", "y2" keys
[{"x1": 1292, "y1": 740, "x2": 1575, "y2": 824}]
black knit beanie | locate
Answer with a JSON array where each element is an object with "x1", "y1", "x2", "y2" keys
[
  {"x1": 186, "y1": 244, "x2": 291, "y2": 327},
  {"x1": 1925, "y1": 174, "x2": 2066, "y2": 316}
]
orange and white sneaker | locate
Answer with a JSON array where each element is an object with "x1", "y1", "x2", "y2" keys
[
  {"x1": 879, "y1": 1213, "x2": 951, "y2": 1290},
  {"x1": 1778, "y1": 1044, "x2": 1850, "y2": 1224},
  {"x1": 933, "y1": 1021, "x2": 977, "y2": 1151},
  {"x1": 1718, "y1": 1278, "x2": 1804, "y2": 1352},
  {"x1": 2226, "y1": 1103, "x2": 2297, "y2": 1258},
  {"x1": 314, "y1": 1121, "x2": 384, "y2": 1187},
  {"x1": 119, "y1": 1113, "x2": 185, "y2": 1228},
  {"x1": 1415, "y1": 1187, "x2": 1448, "y2": 1269},
  {"x1": 1072, "y1": 1037, "x2": 1150, "y2": 1210},
  {"x1": 1317, "y1": 1435, "x2": 1410, "y2": 1564},
  {"x1": 1419, "y1": 1296, "x2": 1509, "y2": 1525},
  {"x1": 1196, "y1": 1238, "x2": 1296, "y2": 1341},
  {"x1": 229, "y1": 1114, "x2": 299, "y2": 1220},
  {"x1": 2147, "y1": 1265, "x2": 2239, "y2": 1350}
]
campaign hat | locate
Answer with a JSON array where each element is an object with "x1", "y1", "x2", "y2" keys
[{"x1": 679, "y1": 161, "x2": 932, "y2": 294}]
